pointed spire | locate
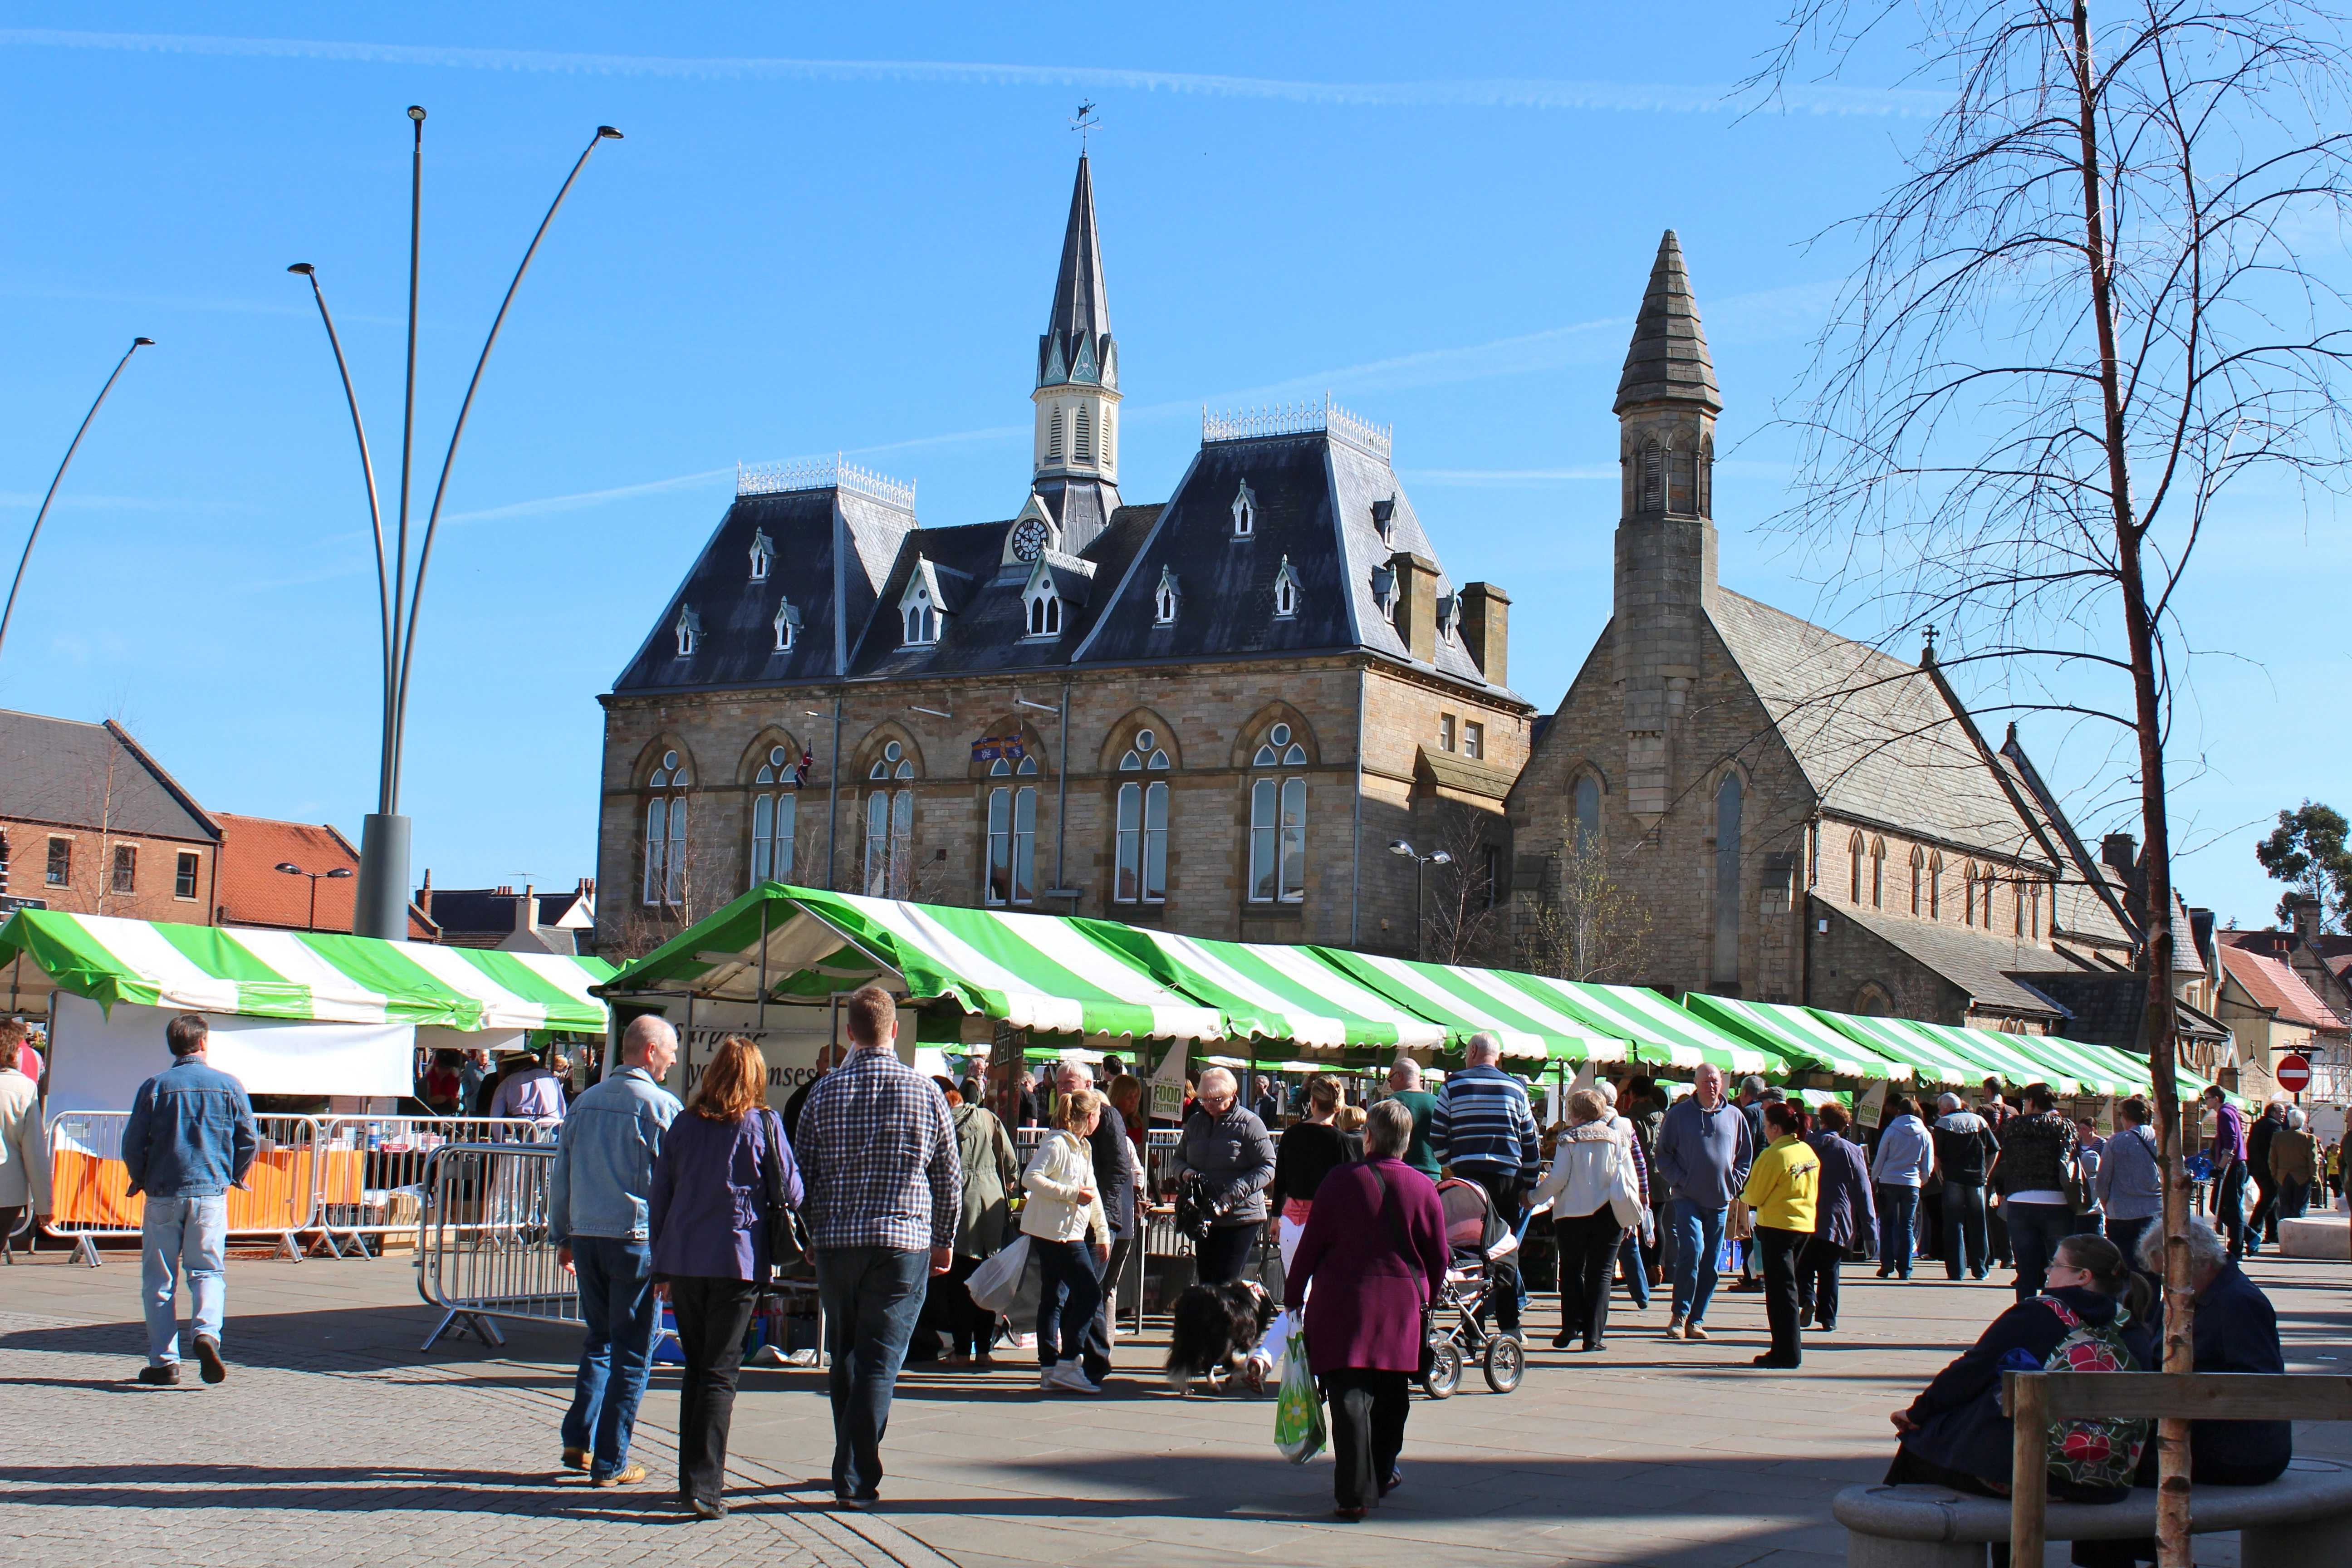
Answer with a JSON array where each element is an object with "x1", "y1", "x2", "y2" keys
[
  {"x1": 1613, "y1": 230, "x2": 1720, "y2": 415},
  {"x1": 1039, "y1": 152, "x2": 1113, "y2": 389}
]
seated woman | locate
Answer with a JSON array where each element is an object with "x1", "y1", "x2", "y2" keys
[{"x1": 1886, "y1": 1232, "x2": 2151, "y2": 1504}]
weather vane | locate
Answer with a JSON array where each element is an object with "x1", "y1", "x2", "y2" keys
[{"x1": 1072, "y1": 99, "x2": 1101, "y2": 148}]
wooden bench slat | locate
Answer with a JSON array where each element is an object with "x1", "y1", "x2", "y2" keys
[{"x1": 2001, "y1": 1371, "x2": 2352, "y2": 1424}]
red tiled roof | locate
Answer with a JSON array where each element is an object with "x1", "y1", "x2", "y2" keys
[
  {"x1": 2218, "y1": 944, "x2": 2338, "y2": 1030},
  {"x1": 213, "y1": 813, "x2": 436, "y2": 939}
]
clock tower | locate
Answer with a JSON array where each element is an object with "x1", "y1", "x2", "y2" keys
[{"x1": 1030, "y1": 152, "x2": 1122, "y2": 552}]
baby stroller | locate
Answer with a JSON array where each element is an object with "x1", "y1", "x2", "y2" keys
[{"x1": 1421, "y1": 1176, "x2": 1526, "y2": 1397}]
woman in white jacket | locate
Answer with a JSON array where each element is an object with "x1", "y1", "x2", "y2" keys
[
  {"x1": 1529, "y1": 1088, "x2": 1634, "y2": 1352},
  {"x1": 1020, "y1": 1088, "x2": 1112, "y2": 1394}
]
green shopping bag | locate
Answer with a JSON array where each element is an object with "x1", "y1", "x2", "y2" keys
[{"x1": 1273, "y1": 1327, "x2": 1325, "y2": 1464}]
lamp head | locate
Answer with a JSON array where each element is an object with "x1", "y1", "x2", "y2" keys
[
  {"x1": 132, "y1": 337, "x2": 155, "y2": 346},
  {"x1": 1431, "y1": 852, "x2": 1453, "y2": 866},
  {"x1": 407, "y1": 105, "x2": 426, "y2": 122},
  {"x1": 596, "y1": 125, "x2": 623, "y2": 140},
  {"x1": 326, "y1": 867, "x2": 354, "y2": 879},
  {"x1": 1387, "y1": 841, "x2": 1414, "y2": 858},
  {"x1": 286, "y1": 263, "x2": 315, "y2": 276},
  {"x1": 274, "y1": 862, "x2": 304, "y2": 876}
]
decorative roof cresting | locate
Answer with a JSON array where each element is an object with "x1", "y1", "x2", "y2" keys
[{"x1": 737, "y1": 454, "x2": 917, "y2": 512}]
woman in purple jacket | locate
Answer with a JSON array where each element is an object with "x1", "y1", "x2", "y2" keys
[
  {"x1": 1284, "y1": 1099, "x2": 1449, "y2": 1521},
  {"x1": 649, "y1": 1036, "x2": 803, "y2": 1520}
]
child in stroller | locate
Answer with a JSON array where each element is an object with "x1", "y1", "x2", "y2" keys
[{"x1": 1420, "y1": 1176, "x2": 1526, "y2": 1396}]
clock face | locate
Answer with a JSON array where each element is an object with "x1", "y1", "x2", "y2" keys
[{"x1": 1011, "y1": 517, "x2": 1050, "y2": 561}]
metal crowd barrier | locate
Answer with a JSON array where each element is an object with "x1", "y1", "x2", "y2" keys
[
  {"x1": 45, "y1": 1111, "x2": 323, "y2": 1267},
  {"x1": 310, "y1": 1115, "x2": 559, "y2": 1259},
  {"x1": 415, "y1": 1141, "x2": 576, "y2": 1351}
]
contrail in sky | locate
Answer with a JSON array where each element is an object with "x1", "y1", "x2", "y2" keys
[{"x1": 0, "y1": 29, "x2": 1946, "y2": 118}]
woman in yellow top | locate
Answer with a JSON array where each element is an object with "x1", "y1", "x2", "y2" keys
[{"x1": 1740, "y1": 1101, "x2": 1821, "y2": 1370}]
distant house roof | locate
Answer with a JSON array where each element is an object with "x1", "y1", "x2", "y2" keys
[
  {"x1": 2038, "y1": 970, "x2": 2230, "y2": 1050},
  {"x1": 0, "y1": 711, "x2": 217, "y2": 843},
  {"x1": 2219, "y1": 944, "x2": 2342, "y2": 1032},
  {"x1": 417, "y1": 881, "x2": 593, "y2": 954},
  {"x1": 1825, "y1": 901, "x2": 2092, "y2": 1020},
  {"x1": 213, "y1": 813, "x2": 437, "y2": 939}
]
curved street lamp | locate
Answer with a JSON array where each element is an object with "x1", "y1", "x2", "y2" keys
[
  {"x1": 276, "y1": 861, "x2": 356, "y2": 932},
  {"x1": 288, "y1": 113, "x2": 622, "y2": 939},
  {"x1": 1388, "y1": 840, "x2": 1452, "y2": 961}
]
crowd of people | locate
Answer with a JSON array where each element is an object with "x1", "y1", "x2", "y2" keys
[{"x1": 79, "y1": 999, "x2": 2325, "y2": 1533}]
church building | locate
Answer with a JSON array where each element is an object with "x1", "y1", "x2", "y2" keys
[
  {"x1": 597, "y1": 156, "x2": 1531, "y2": 956},
  {"x1": 1504, "y1": 233, "x2": 2156, "y2": 1032}
]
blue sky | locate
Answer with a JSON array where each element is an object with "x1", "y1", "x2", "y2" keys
[{"x1": 2, "y1": 6, "x2": 2341, "y2": 928}]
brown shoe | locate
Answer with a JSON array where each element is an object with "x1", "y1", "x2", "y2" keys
[
  {"x1": 1683, "y1": 1323, "x2": 1709, "y2": 1342},
  {"x1": 590, "y1": 1463, "x2": 648, "y2": 1488},
  {"x1": 136, "y1": 1363, "x2": 181, "y2": 1386},
  {"x1": 561, "y1": 1448, "x2": 590, "y2": 1473}
]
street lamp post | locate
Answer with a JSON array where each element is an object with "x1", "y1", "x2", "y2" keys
[
  {"x1": 275, "y1": 862, "x2": 355, "y2": 932},
  {"x1": 289, "y1": 110, "x2": 622, "y2": 940},
  {"x1": 1387, "y1": 840, "x2": 1451, "y2": 961}
]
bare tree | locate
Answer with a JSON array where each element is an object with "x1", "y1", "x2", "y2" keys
[
  {"x1": 599, "y1": 797, "x2": 738, "y2": 964},
  {"x1": 1421, "y1": 803, "x2": 1510, "y2": 966},
  {"x1": 1754, "y1": 5, "x2": 2352, "y2": 1556},
  {"x1": 1516, "y1": 837, "x2": 1656, "y2": 985}
]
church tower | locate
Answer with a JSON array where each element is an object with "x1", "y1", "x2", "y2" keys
[
  {"x1": 1611, "y1": 230, "x2": 1721, "y2": 828},
  {"x1": 1030, "y1": 153, "x2": 1122, "y2": 552}
]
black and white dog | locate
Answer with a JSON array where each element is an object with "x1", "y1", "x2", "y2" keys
[{"x1": 1164, "y1": 1278, "x2": 1279, "y2": 1395}]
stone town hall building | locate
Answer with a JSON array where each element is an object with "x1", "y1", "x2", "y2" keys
[
  {"x1": 1504, "y1": 234, "x2": 2153, "y2": 1032},
  {"x1": 597, "y1": 156, "x2": 1530, "y2": 955}
]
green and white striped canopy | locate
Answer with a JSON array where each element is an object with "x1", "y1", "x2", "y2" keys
[
  {"x1": 602, "y1": 885, "x2": 1224, "y2": 1040},
  {"x1": 1817, "y1": 1011, "x2": 1988, "y2": 1086},
  {"x1": 0, "y1": 910, "x2": 614, "y2": 1031},
  {"x1": 1929, "y1": 1022, "x2": 2122, "y2": 1096},
  {"x1": 1078, "y1": 922, "x2": 1446, "y2": 1054},
  {"x1": 1680, "y1": 994, "x2": 1915, "y2": 1081},
  {"x1": 1308, "y1": 949, "x2": 1633, "y2": 1063},
  {"x1": 1503, "y1": 975, "x2": 1788, "y2": 1076},
  {"x1": 1909, "y1": 1021, "x2": 2084, "y2": 1093}
]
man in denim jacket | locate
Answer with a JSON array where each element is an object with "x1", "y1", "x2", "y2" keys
[
  {"x1": 548, "y1": 1014, "x2": 681, "y2": 1486},
  {"x1": 122, "y1": 1014, "x2": 257, "y2": 1386}
]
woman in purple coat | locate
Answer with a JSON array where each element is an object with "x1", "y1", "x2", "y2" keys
[
  {"x1": 649, "y1": 1036, "x2": 803, "y2": 1520},
  {"x1": 1284, "y1": 1098, "x2": 1449, "y2": 1521}
]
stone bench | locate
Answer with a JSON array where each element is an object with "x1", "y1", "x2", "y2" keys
[
  {"x1": 2281, "y1": 1214, "x2": 2349, "y2": 1260},
  {"x1": 1832, "y1": 1458, "x2": 2352, "y2": 1566}
]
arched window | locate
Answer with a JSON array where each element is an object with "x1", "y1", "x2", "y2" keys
[
  {"x1": 1852, "y1": 982, "x2": 1894, "y2": 1017},
  {"x1": 1273, "y1": 555, "x2": 1300, "y2": 620},
  {"x1": 1963, "y1": 861, "x2": 1981, "y2": 926},
  {"x1": 1073, "y1": 403, "x2": 1093, "y2": 463},
  {"x1": 1870, "y1": 838, "x2": 1886, "y2": 908},
  {"x1": 1102, "y1": 407, "x2": 1116, "y2": 466},
  {"x1": 1114, "y1": 729, "x2": 1171, "y2": 904},
  {"x1": 1048, "y1": 405, "x2": 1064, "y2": 461},
  {"x1": 674, "y1": 606, "x2": 700, "y2": 658},
  {"x1": 748, "y1": 529, "x2": 772, "y2": 583},
  {"x1": 1153, "y1": 567, "x2": 1180, "y2": 626},
  {"x1": 2028, "y1": 881, "x2": 2043, "y2": 939},
  {"x1": 1928, "y1": 851, "x2": 1943, "y2": 919},
  {"x1": 1713, "y1": 774, "x2": 1742, "y2": 985},
  {"x1": 1698, "y1": 436, "x2": 1714, "y2": 515},
  {"x1": 1232, "y1": 479, "x2": 1256, "y2": 537},
  {"x1": 1572, "y1": 774, "x2": 1601, "y2": 856},
  {"x1": 2013, "y1": 873, "x2": 2026, "y2": 935},
  {"x1": 1641, "y1": 440, "x2": 1663, "y2": 512},
  {"x1": 903, "y1": 596, "x2": 939, "y2": 646},
  {"x1": 1668, "y1": 444, "x2": 1696, "y2": 514},
  {"x1": 642, "y1": 748, "x2": 691, "y2": 905},
  {"x1": 864, "y1": 741, "x2": 915, "y2": 897},
  {"x1": 773, "y1": 597, "x2": 799, "y2": 653},
  {"x1": 1849, "y1": 832, "x2": 1865, "y2": 903},
  {"x1": 1909, "y1": 846, "x2": 1926, "y2": 915},
  {"x1": 1247, "y1": 722, "x2": 1308, "y2": 904},
  {"x1": 750, "y1": 744, "x2": 797, "y2": 887},
  {"x1": 985, "y1": 755, "x2": 1039, "y2": 905},
  {"x1": 1026, "y1": 590, "x2": 1063, "y2": 638}
]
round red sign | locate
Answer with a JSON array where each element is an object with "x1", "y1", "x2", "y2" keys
[{"x1": 2275, "y1": 1054, "x2": 2312, "y2": 1093}]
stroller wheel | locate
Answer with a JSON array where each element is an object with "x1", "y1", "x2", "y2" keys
[
  {"x1": 1482, "y1": 1334, "x2": 1524, "y2": 1394},
  {"x1": 1421, "y1": 1338, "x2": 1462, "y2": 1400}
]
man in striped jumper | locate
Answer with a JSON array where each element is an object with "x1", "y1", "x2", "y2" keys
[{"x1": 1430, "y1": 1032, "x2": 1539, "y2": 1340}]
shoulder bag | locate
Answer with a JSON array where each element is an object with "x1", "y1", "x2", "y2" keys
[{"x1": 761, "y1": 1109, "x2": 809, "y2": 1275}]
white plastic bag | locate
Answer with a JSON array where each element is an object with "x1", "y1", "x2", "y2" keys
[
  {"x1": 965, "y1": 1235, "x2": 1032, "y2": 1314},
  {"x1": 1272, "y1": 1326, "x2": 1325, "y2": 1464}
]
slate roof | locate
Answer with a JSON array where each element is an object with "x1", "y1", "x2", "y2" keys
[
  {"x1": 2038, "y1": 970, "x2": 2230, "y2": 1049},
  {"x1": 1038, "y1": 152, "x2": 1114, "y2": 394},
  {"x1": 1615, "y1": 230, "x2": 1720, "y2": 415},
  {"x1": 0, "y1": 712, "x2": 216, "y2": 843},
  {"x1": 1708, "y1": 592, "x2": 2047, "y2": 861},
  {"x1": 2219, "y1": 944, "x2": 2342, "y2": 1030},
  {"x1": 1827, "y1": 901, "x2": 2092, "y2": 1019}
]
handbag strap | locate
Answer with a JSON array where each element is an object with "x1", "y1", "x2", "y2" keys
[{"x1": 761, "y1": 1109, "x2": 791, "y2": 1220}]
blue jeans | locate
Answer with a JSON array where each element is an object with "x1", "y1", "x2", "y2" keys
[
  {"x1": 1617, "y1": 1226, "x2": 1651, "y2": 1310},
  {"x1": 1876, "y1": 1184, "x2": 1919, "y2": 1276},
  {"x1": 2005, "y1": 1200, "x2": 2087, "y2": 1301},
  {"x1": 1668, "y1": 1199, "x2": 1729, "y2": 1325},
  {"x1": 1031, "y1": 1237, "x2": 1101, "y2": 1370},
  {"x1": 142, "y1": 1194, "x2": 226, "y2": 1365},
  {"x1": 815, "y1": 1246, "x2": 931, "y2": 1499},
  {"x1": 561, "y1": 1235, "x2": 658, "y2": 1480}
]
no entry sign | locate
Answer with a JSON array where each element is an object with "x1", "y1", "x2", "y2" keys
[{"x1": 2275, "y1": 1054, "x2": 2312, "y2": 1094}]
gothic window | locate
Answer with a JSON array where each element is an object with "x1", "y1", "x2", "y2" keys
[
  {"x1": 1048, "y1": 406, "x2": 1064, "y2": 461},
  {"x1": 1232, "y1": 479, "x2": 1256, "y2": 537},
  {"x1": 674, "y1": 605, "x2": 700, "y2": 658},
  {"x1": 864, "y1": 741, "x2": 915, "y2": 898},
  {"x1": 750, "y1": 744, "x2": 797, "y2": 886},
  {"x1": 1849, "y1": 832, "x2": 1865, "y2": 903},
  {"x1": 1910, "y1": 846, "x2": 1926, "y2": 914},
  {"x1": 1640, "y1": 440, "x2": 1663, "y2": 512},
  {"x1": 1074, "y1": 404, "x2": 1093, "y2": 463},
  {"x1": 1852, "y1": 982, "x2": 1894, "y2": 1017},
  {"x1": 1870, "y1": 838, "x2": 1886, "y2": 908},
  {"x1": 1963, "y1": 861, "x2": 1982, "y2": 926},
  {"x1": 1573, "y1": 774, "x2": 1601, "y2": 855},
  {"x1": 2028, "y1": 881, "x2": 2043, "y2": 938},
  {"x1": 985, "y1": 755, "x2": 1040, "y2": 905},
  {"x1": 2014, "y1": 875, "x2": 2026, "y2": 935},
  {"x1": 642, "y1": 748, "x2": 691, "y2": 905},
  {"x1": 1272, "y1": 555, "x2": 1301, "y2": 620},
  {"x1": 902, "y1": 580, "x2": 940, "y2": 646},
  {"x1": 1928, "y1": 852, "x2": 1943, "y2": 919},
  {"x1": 1248, "y1": 722, "x2": 1308, "y2": 903},
  {"x1": 1668, "y1": 445, "x2": 1696, "y2": 515},
  {"x1": 1713, "y1": 774, "x2": 1743, "y2": 985},
  {"x1": 773, "y1": 596, "x2": 799, "y2": 653},
  {"x1": 1698, "y1": 436, "x2": 1715, "y2": 514},
  {"x1": 1153, "y1": 567, "x2": 1180, "y2": 626},
  {"x1": 1114, "y1": 728, "x2": 1171, "y2": 905},
  {"x1": 748, "y1": 529, "x2": 773, "y2": 583},
  {"x1": 1025, "y1": 590, "x2": 1063, "y2": 637}
]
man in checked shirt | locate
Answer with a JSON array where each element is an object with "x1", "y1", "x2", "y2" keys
[{"x1": 795, "y1": 985, "x2": 961, "y2": 1506}]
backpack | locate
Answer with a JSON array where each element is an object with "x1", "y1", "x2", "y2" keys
[{"x1": 2034, "y1": 1296, "x2": 2151, "y2": 1493}]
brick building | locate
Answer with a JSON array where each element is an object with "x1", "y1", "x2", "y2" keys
[
  {"x1": 1504, "y1": 235, "x2": 2152, "y2": 1030},
  {"x1": 0, "y1": 711, "x2": 217, "y2": 922},
  {"x1": 596, "y1": 155, "x2": 1530, "y2": 956}
]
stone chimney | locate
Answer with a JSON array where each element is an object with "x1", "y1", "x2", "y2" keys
[
  {"x1": 2100, "y1": 833, "x2": 2137, "y2": 880},
  {"x1": 2289, "y1": 894, "x2": 2323, "y2": 941},
  {"x1": 417, "y1": 869, "x2": 433, "y2": 919},
  {"x1": 1388, "y1": 550, "x2": 1441, "y2": 664},
  {"x1": 517, "y1": 883, "x2": 536, "y2": 936},
  {"x1": 1459, "y1": 582, "x2": 1510, "y2": 688}
]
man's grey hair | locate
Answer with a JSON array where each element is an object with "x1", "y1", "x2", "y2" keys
[
  {"x1": 1196, "y1": 1066, "x2": 1238, "y2": 1098},
  {"x1": 1741, "y1": 1075, "x2": 1767, "y2": 1097},
  {"x1": 1387, "y1": 1059, "x2": 1422, "y2": 1089},
  {"x1": 2288, "y1": 1107, "x2": 2308, "y2": 1131},
  {"x1": 1464, "y1": 1032, "x2": 1502, "y2": 1065},
  {"x1": 1056, "y1": 1060, "x2": 1094, "y2": 1088},
  {"x1": 1364, "y1": 1099, "x2": 1415, "y2": 1159},
  {"x1": 620, "y1": 1014, "x2": 676, "y2": 1063},
  {"x1": 2137, "y1": 1215, "x2": 2228, "y2": 1279},
  {"x1": 1937, "y1": 1093, "x2": 1963, "y2": 1113},
  {"x1": 1759, "y1": 1085, "x2": 1787, "y2": 1104}
]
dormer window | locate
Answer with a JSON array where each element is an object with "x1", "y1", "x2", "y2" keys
[
  {"x1": 904, "y1": 597, "x2": 939, "y2": 646},
  {"x1": 1153, "y1": 566, "x2": 1180, "y2": 627},
  {"x1": 674, "y1": 605, "x2": 701, "y2": 657},
  {"x1": 1371, "y1": 564, "x2": 1396, "y2": 613},
  {"x1": 1232, "y1": 479, "x2": 1257, "y2": 538},
  {"x1": 1272, "y1": 555, "x2": 1300, "y2": 620},
  {"x1": 773, "y1": 596, "x2": 800, "y2": 653},
  {"x1": 1436, "y1": 592, "x2": 1460, "y2": 639},
  {"x1": 1371, "y1": 495, "x2": 1396, "y2": 540},
  {"x1": 748, "y1": 529, "x2": 773, "y2": 583},
  {"x1": 899, "y1": 559, "x2": 951, "y2": 647},
  {"x1": 1026, "y1": 591, "x2": 1063, "y2": 637}
]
